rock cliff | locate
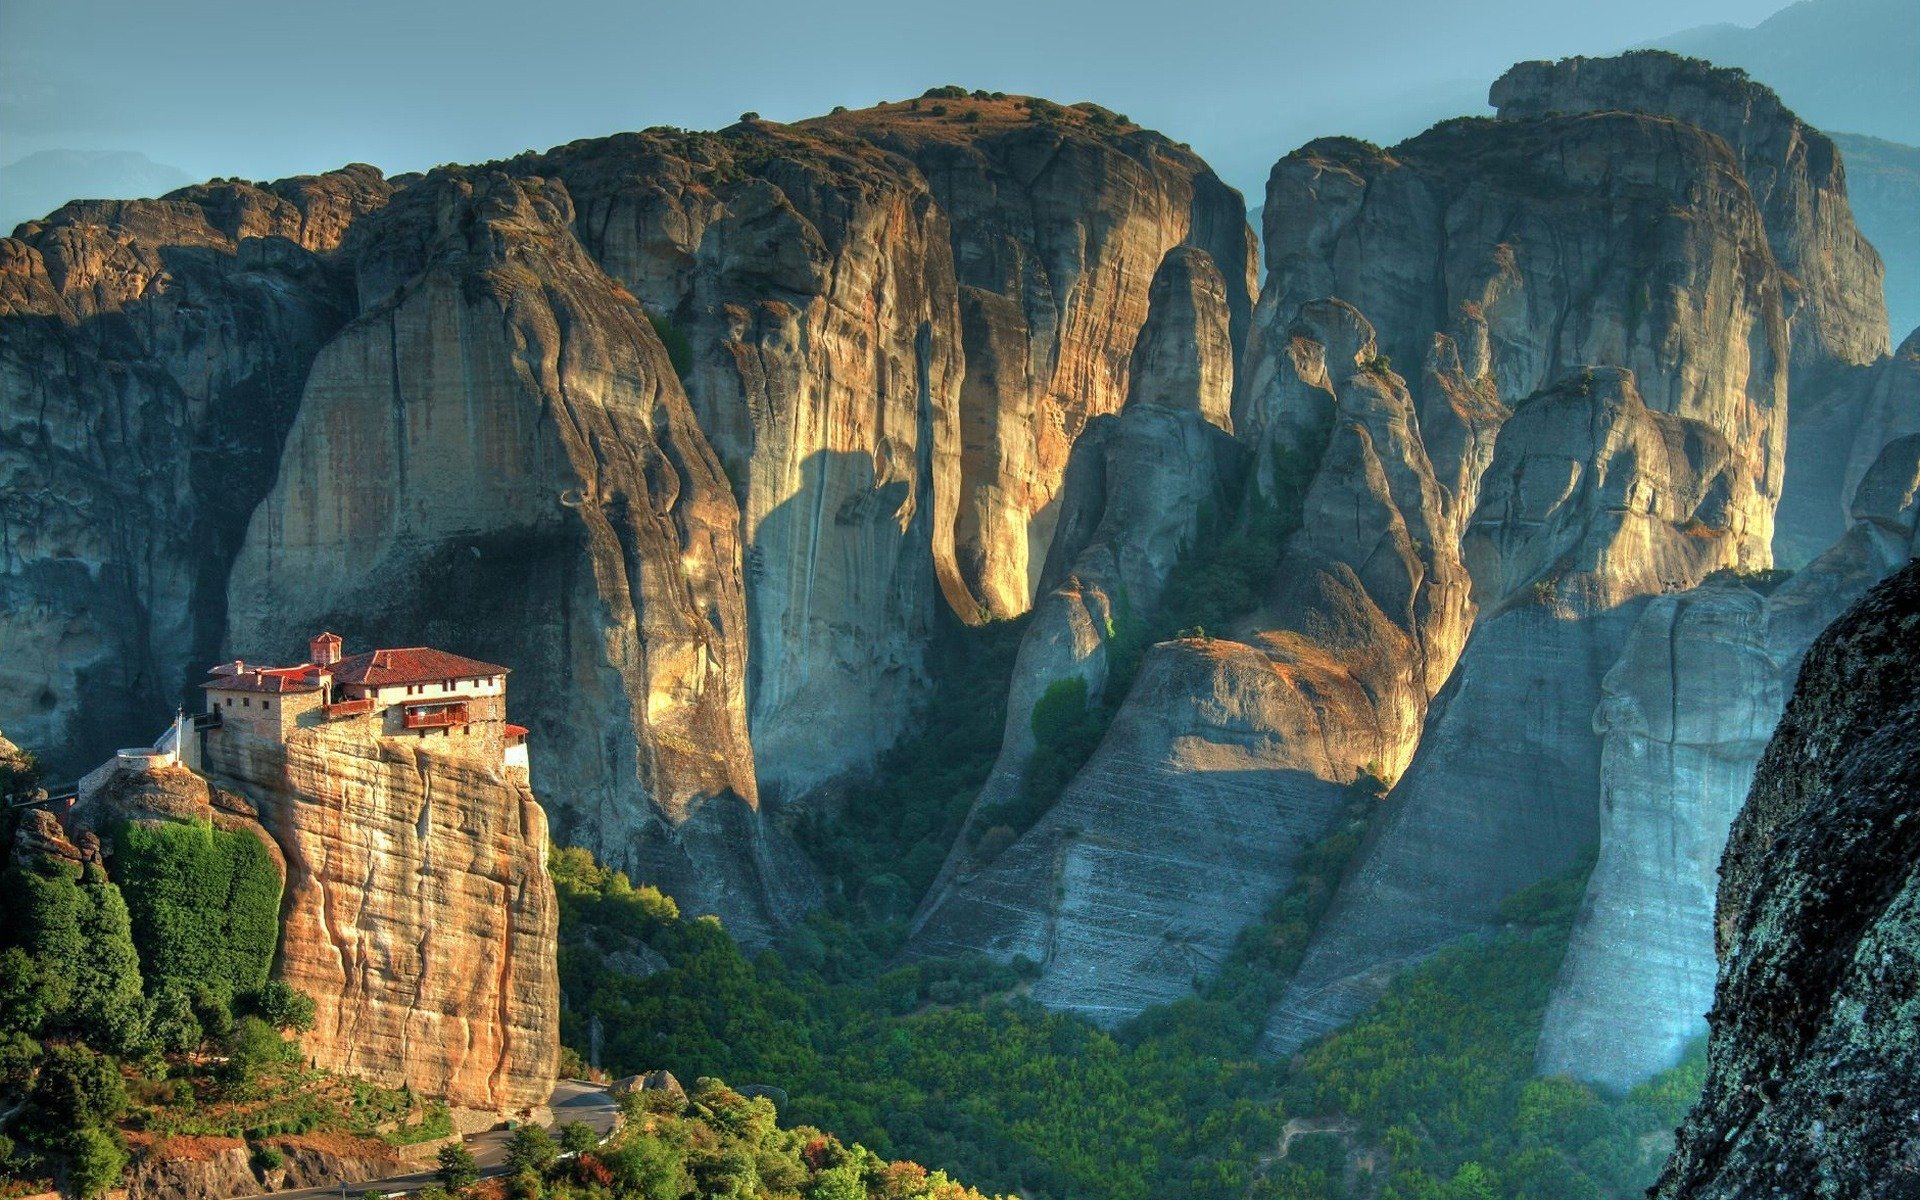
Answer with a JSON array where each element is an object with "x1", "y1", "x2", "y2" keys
[
  {"x1": 1265, "y1": 367, "x2": 1765, "y2": 1054},
  {"x1": 1652, "y1": 560, "x2": 1920, "y2": 1199},
  {"x1": 814, "y1": 97, "x2": 1256, "y2": 619},
  {"x1": 1490, "y1": 52, "x2": 1895, "y2": 567},
  {"x1": 911, "y1": 300, "x2": 1471, "y2": 1018},
  {"x1": 1538, "y1": 430, "x2": 1920, "y2": 1087},
  {"x1": 0, "y1": 167, "x2": 394, "y2": 778},
  {"x1": 219, "y1": 169, "x2": 814, "y2": 941},
  {"x1": 1259, "y1": 111, "x2": 1789, "y2": 547},
  {"x1": 199, "y1": 720, "x2": 560, "y2": 1116},
  {"x1": 2, "y1": 96, "x2": 1252, "y2": 937}
]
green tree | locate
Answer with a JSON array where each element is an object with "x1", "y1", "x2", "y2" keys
[
  {"x1": 115, "y1": 818, "x2": 283, "y2": 1002},
  {"x1": 504, "y1": 1124, "x2": 559, "y2": 1176},
  {"x1": 557, "y1": 1120, "x2": 599, "y2": 1156},
  {"x1": 437, "y1": 1142, "x2": 479, "y2": 1191},
  {"x1": 250, "y1": 981, "x2": 317, "y2": 1033},
  {"x1": 64, "y1": 1126, "x2": 127, "y2": 1200},
  {"x1": 220, "y1": 1015, "x2": 287, "y2": 1088},
  {"x1": 605, "y1": 1133, "x2": 693, "y2": 1200}
]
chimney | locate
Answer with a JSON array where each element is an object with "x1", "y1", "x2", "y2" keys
[{"x1": 310, "y1": 631, "x2": 343, "y2": 666}]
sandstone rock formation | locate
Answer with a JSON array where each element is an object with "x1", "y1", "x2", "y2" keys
[
  {"x1": 911, "y1": 300, "x2": 1472, "y2": 1019},
  {"x1": 2, "y1": 97, "x2": 1253, "y2": 938},
  {"x1": 942, "y1": 245, "x2": 1242, "y2": 851},
  {"x1": 0, "y1": 168, "x2": 395, "y2": 778},
  {"x1": 221, "y1": 169, "x2": 815, "y2": 942},
  {"x1": 1537, "y1": 431, "x2": 1920, "y2": 1087},
  {"x1": 1265, "y1": 368, "x2": 1765, "y2": 1054},
  {"x1": 1259, "y1": 113, "x2": 1789, "y2": 547},
  {"x1": 1490, "y1": 51, "x2": 1888, "y2": 380},
  {"x1": 200, "y1": 718, "x2": 560, "y2": 1116},
  {"x1": 1652, "y1": 560, "x2": 1920, "y2": 1199},
  {"x1": 815, "y1": 98, "x2": 1256, "y2": 619}
]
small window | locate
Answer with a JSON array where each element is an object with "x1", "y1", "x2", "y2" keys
[
  {"x1": 225, "y1": 697, "x2": 233, "y2": 708},
  {"x1": 242, "y1": 697, "x2": 251, "y2": 707},
  {"x1": 263, "y1": 701, "x2": 271, "y2": 711}
]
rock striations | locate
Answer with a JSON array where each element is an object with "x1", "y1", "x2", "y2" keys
[
  {"x1": 1652, "y1": 561, "x2": 1920, "y2": 1199},
  {"x1": 0, "y1": 96, "x2": 1253, "y2": 940}
]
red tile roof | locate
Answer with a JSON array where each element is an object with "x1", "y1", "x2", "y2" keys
[
  {"x1": 330, "y1": 647, "x2": 510, "y2": 687},
  {"x1": 201, "y1": 667, "x2": 325, "y2": 694},
  {"x1": 504, "y1": 723, "x2": 529, "y2": 738}
]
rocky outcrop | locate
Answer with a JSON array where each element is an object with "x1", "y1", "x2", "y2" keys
[
  {"x1": 1652, "y1": 561, "x2": 1920, "y2": 1199},
  {"x1": 530, "y1": 125, "x2": 969, "y2": 802},
  {"x1": 1538, "y1": 431, "x2": 1920, "y2": 1087},
  {"x1": 942, "y1": 245, "x2": 1243, "y2": 848},
  {"x1": 1490, "y1": 52, "x2": 1888, "y2": 379},
  {"x1": 814, "y1": 97, "x2": 1257, "y2": 620},
  {"x1": 911, "y1": 301, "x2": 1471, "y2": 1019},
  {"x1": 1258, "y1": 111, "x2": 1790, "y2": 546},
  {"x1": 1771, "y1": 327, "x2": 1920, "y2": 563},
  {"x1": 1266, "y1": 367, "x2": 1765, "y2": 1054},
  {"x1": 3, "y1": 98, "x2": 1256, "y2": 934},
  {"x1": 201, "y1": 717, "x2": 559, "y2": 1116},
  {"x1": 0, "y1": 168, "x2": 395, "y2": 779},
  {"x1": 218, "y1": 169, "x2": 817, "y2": 940}
]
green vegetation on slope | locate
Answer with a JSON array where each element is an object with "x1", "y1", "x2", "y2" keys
[
  {"x1": 113, "y1": 819, "x2": 283, "y2": 1003},
  {"x1": 0, "y1": 819, "x2": 400, "y2": 1198},
  {"x1": 555, "y1": 822, "x2": 1699, "y2": 1200},
  {"x1": 447, "y1": 1074, "x2": 998, "y2": 1200}
]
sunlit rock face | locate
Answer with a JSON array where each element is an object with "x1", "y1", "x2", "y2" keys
[
  {"x1": 1265, "y1": 368, "x2": 1766, "y2": 1055},
  {"x1": 0, "y1": 168, "x2": 394, "y2": 778},
  {"x1": 224, "y1": 171, "x2": 813, "y2": 944},
  {"x1": 816, "y1": 100, "x2": 1257, "y2": 622},
  {"x1": 201, "y1": 724, "x2": 560, "y2": 1117},
  {"x1": 1257, "y1": 111, "x2": 1789, "y2": 551},
  {"x1": 911, "y1": 299, "x2": 1471, "y2": 1022},
  {"x1": 1537, "y1": 433, "x2": 1920, "y2": 1088},
  {"x1": 1492, "y1": 52, "x2": 1900, "y2": 569},
  {"x1": 1653, "y1": 560, "x2": 1920, "y2": 1200}
]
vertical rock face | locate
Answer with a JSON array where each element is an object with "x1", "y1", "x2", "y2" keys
[
  {"x1": 1771, "y1": 326, "x2": 1920, "y2": 563},
  {"x1": 946, "y1": 245, "x2": 1243, "y2": 840},
  {"x1": 1490, "y1": 51, "x2": 1889, "y2": 378},
  {"x1": 1535, "y1": 581, "x2": 1782, "y2": 1089},
  {"x1": 223, "y1": 171, "x2": 815, "y2": 943},
  {"x1": 1652, "y1": 561, "x2": 1920, "y2": 1200},
  {"x1": 1538, "y1": 432, "x2": 1920, "y2": 1088},
  {"x1": 205, "y1": 723, "x2": 559, "y2": 1116},
  {"x1": 911, "y1": 300, "x2": 1471, "y2": 1021},
  {"x1": 1490, "y1": 52, "x2": 1896, "y2": 567},
  {"x1": 1266, "y1": 368, "x2": 1766, "y2": 1054},
  {"x1": 1258, "y1": 113, "x2": 1790, "y2": 543},
  {"x1": 532, "y1": 128, "x2": 968, "y2": 802},
  {"x1": 818, "y1": 98, "x2": 1257, "y2": 619},
  {"x1": 0, "y1": 168, "x2": 394, "y2": 777}
]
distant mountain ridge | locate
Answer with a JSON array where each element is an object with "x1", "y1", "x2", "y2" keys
[
  {"x1": 0, "y1": 148, "x2": 192, "y2": 233},
  {"x1": 1643, "y1": 0, "x2": 1920, "y2": 143}
]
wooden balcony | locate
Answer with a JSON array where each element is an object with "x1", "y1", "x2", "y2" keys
[
  {"x1": 323, "y1": 697, "x2": 375, "y2": 719},
  {"x1": 402, "y1": 702, "x2": 470, "y2": 730}
]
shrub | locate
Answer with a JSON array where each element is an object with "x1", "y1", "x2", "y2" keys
[
  {"x1": 115, "y1": 818, "x2": 283, "y2": 1003},
  {"x1": 645, "y1": 312, "x2": 694, "y2": 379},
  {"x1": 249, "y1": 981, "x2": 316, "y2": 1033},
  {"x1": 505, "y1": 1124, "x2": 559, "y2": 1176},
  {"x1": 558, "y1": 1119, "x2": 599, "y2": 1156},
  {"x1": 65, "y1": 1125, "x2": 127, "y2": 1200},
  {"x1": 740, "y1": 111, "x2": 760, "y2": 123},
  {"x1": 438, "y1": 1141, "x2": 479, "y2": 1190},
  {"x1": 921, "y1": 85, "x2": 969, "y2": 99},
  {"x1": 249, "y1": 1143, "x2": 284, "y2": 1174},
  {"x1": 220, "y1": 1016, "x2": 288, "y2": 1088}
]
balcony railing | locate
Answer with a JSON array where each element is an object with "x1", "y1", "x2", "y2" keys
[
  {"x1": 403, "y1": 703, "x2": 470, "y2": 730},
  {"x1": 323, "y1": 698, "x2": 375, "y2": 719}
]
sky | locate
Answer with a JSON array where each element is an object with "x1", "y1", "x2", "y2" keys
[{"x1": 1, "y1": 0, "x2": 1793, "y2": 203}]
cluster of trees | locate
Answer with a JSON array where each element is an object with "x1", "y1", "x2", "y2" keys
[
  {"x1": 426, "y1": 1078, "x2": 998, "y2": 1200},
  {"x1": 0, "y1": 820, "x2": 314, "y2": 1197},
  {"x1": 552, "y1": 834, "x2": 1702, "y2": 1200}
]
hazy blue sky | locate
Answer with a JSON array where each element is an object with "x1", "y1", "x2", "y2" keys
[{"x1": 2, "y1": 0, "x2": 1791, "y2": 201}]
